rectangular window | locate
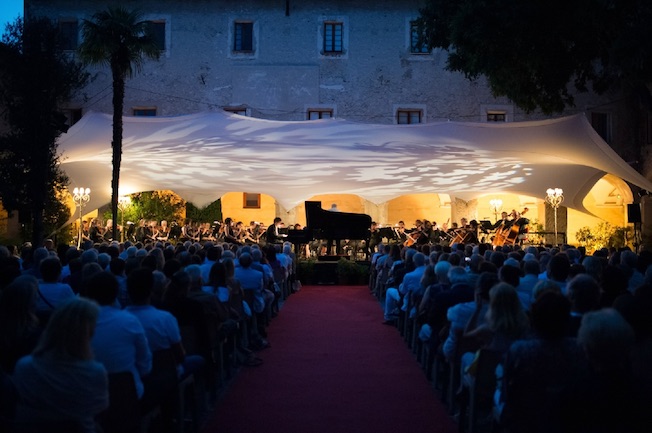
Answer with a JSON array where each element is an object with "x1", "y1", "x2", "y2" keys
[
  {"x1": 146, "y1": 21, "x2": 166, "y2": 51},
  {"x1": 324, "y1": 22, "x2": 343, "y2": 53},
  {"x1": 243, "y1": 193, "x2": 261, "y2": 209},
  {"x1": 410, "y1": 22, "x2": 428, "y2": 54},
  {"x1": 224, "y1": 106, "x2": 248, "y2": 116},
  {"x1": 487, "y1": 111, "x2": 506, "y2": 122},
  {"x1": 591, "y1": 112, "x2": 612, "y2": 143},
  {"x1": 133, "y1": 107, "x2": 157, "y2": 116},
  {"x1": 307, "y1": 109, "x2": 333, "y2": 120},
  {"x1": 59, "y1": 20, "x2": 78, "y2": 51},
  {"x1": 234, "y1": 22, "x2": 253, "y2": 52},
  {"x1": 397, "y1": 110, "x2": 422, "y2": 124}
]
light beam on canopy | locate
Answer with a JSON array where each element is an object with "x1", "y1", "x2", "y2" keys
[{"x1": 57, "y1": 111, "x2": 652, "y2": 215}]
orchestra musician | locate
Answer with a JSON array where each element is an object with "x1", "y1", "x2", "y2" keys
[
  {"x1": 266, "y1": 217, "x2": 286, "y2": 244},
  {"x1": 89, "y1": 219, "x2": 103, "y2": 244},
  {"x1": 197, "y1": 222, "x2": 213, "y2": 242},
  {"x1": 393, "y1": 221, "x2": 408, "y2": 244},
  {"x1": 157, "y1": 220, "x2": 170, "y2": 242},
  {"x1": 146, "y1": 220, "x2": 159, "y2": 242},
  {"x1": 404, "y1": 220, "x2": 424, "y2": 247},
  {"x1": 103, "y1": 219, "x2": 114, "y2": 242},
  {"x1": 222, "y1": 217, "x2": 241, "y2": 244},
  {"x1": 80, "y1": 220, "x2": 92, "y2": 244},
  {"x1": 168, "y1": 221, "x2": 181, "y2": 242},
  {"x1": 244, "y1": 221, "x2": 260, "y2": 244},
  {"x1": 179, "y1": 219, "x2": 195, "y2": 242},
  {"x1": 369, "y1": 222, "x2": 382, "y2": 254}
]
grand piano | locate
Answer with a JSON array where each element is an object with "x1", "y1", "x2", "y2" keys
[{"x1": 286, "y1": 201, "x2": 372, "y2": 258}]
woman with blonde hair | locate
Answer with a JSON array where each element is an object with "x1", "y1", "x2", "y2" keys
[
  {"x1": 12, "y1": 298, "x2": 108, "y2": 432},
  {"x1": 465, "y1": 282, "x2": 530, "y2": 349}
]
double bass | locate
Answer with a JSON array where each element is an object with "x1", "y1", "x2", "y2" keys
[
  {"x1": 504, "y1": 208, "x2": 529, "y2": 246},
  {"x1": 492, "y1": 208, "x2": 528, "y2": 247}
]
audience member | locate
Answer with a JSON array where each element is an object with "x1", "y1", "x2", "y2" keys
[
  {"x1": 12, "y1": 298, "x2": 108, "y2": 432},
  {"x1": 84, "y1": 271, "x2": 152, "y2": 399},
  {"x1": 0, "y1": 276, "x2": 42, "y2": 374}
]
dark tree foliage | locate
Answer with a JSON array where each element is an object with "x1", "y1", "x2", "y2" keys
[
  {"x1": 418, "y1": 0, "x2": 652, "y2": 114},
  {"x1": 186, "y1": 200, "x2": 222, "y2": 224},
  {"x1": 101, "y1": 191, "x2": 187, "y2": 225},
  {"x1": 0, "y1": 17, "x2": 87, "y2": 245}
]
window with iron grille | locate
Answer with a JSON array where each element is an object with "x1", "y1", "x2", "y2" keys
[
  {"x1": 59, "y1": 20, "x2": 78, "y2": 51},
  {"x1": 487, "y1": 111, "x2": 506, "y2": 122},
  {"x1": 410, "y1": 22, "x2": 429, "y2": 54},
  {"x1": 397, "y1": 110, "x2": 422, "y2": 124},
  {"x1": 234, "y1": 22, "x2": 253, "y2": 52},
  {"x1": 324, "y1": 22, "x2": 343, "y2": 53},
  {"x1": 308, "y1": 109, "x2": 333, "y2": 120}
]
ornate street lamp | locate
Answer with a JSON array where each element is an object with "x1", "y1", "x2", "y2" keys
[
  {"x1": 489, "y1": 199, "x2": 503, "y2": 221},
  {"x1": 72, "y1": 187, "x2": 91, "y2": 248},
  {"x1": 118, "y1": 196, "x2": 131, "y2": 242},
  {"x1": 545, "y1": 188, "x2": 564, "y2": 246}
]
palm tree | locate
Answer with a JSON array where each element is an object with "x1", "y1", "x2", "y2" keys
[{"x1": 78, "y1": 7, "x2": 160, "y2": 241}]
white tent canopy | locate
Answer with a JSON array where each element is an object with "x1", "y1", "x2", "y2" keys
[{"x1": 57, "y1": 111, "x2": 652, "y2": 214}]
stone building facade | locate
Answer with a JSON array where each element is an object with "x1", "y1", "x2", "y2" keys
[{"x1": 25, "y1": 0, "x2": 652, "y2": 246}]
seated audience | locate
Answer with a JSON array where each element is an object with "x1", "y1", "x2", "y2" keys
[
  {"x1": 12, "y1": 298, "x2": 108, "y2": 432},
  {"x1": 35, "y1": 257, "x2": 75, "y2": 322},
  {"x1": 499, "y1": 291, "x2": 585, "y2": 433},
  {"x1": 84, "y1": 271, "x2": 152, "y2": 399},
  {"x1": 0, "y1": 276, "x2": 42, "y2": 374}
]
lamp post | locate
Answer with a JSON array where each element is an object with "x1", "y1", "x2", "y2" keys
[
  {"x1": 72, "y1": 187, "x2": 91, "y2": 248},
  {"x1": 545, "y1": 188, "x2": 564, "y2": 246},
  {"x1": 489, "y1": 199, "x2": 503, "y2": 221},
  {"x1": 118, "y1": 196, "x2": 131, "y2": 242}
]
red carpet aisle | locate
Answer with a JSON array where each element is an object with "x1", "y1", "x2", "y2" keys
[{"x1": 202, "y1": 286, "x2": 457, "y2": 433}]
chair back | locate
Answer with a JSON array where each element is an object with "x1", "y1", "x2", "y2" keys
[
  {"x1": 141, "y1": 349, "x2": 178, "y2": 412},
  {"x1": 96, "y1": 371, "x2": 140, "y2": 433}
]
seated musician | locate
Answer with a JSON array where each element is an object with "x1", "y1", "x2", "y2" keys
[
  {"x1": 103, "y1": 219, "x2": 114, "y2": 242},
  {"x1": 146, "y1": 220, "x2": 159, "y2": 242},
  {"x1": 243, "y1": 221, "x2": 260, "y2": 244},
  {"x1": 222, "y1": 217, "x2": 241, "y2": 245},
  {"x1": 429, "y1": 221, "x2": 444, "y2": 244},
  {"x1": 265, "y1": 217, "x2": 286, "y2": 244},
  {"x1": 179, "y1": 219, "x2": 194, "y2": 242},
  {"x1": 369, "y1": 222, "x2": 381, "y2": 255},
  {"x1": 419, "y1": 220, "x2": 434, "y2": 246},
  {"x1": 244, "y1": 221, "x2": 260, "y2": 244},
  {"x1": 168, "y1": 221, "x2": 181, "y2": 242},
  {"x1": 466, "y1": 220, "x2": 481, "y2": 244},
  {"x1": 403, "y1": 220, "x2": 423, "y2": 247},
  {"x1": 89, "y1": 219, "x2": 104, "y2": 244},
  {"x1": 157, "y1": 220, "x2": 170, "y2": 242},
  {"x1": 490, "y1": 211, "x2": 513, "y2": 230},
  {"x1": 394, "y1": 221, "x2": 408, "y2": 244}
]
